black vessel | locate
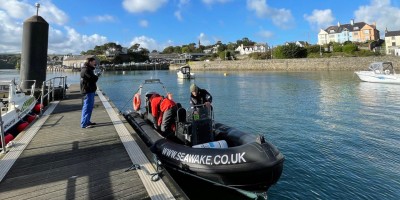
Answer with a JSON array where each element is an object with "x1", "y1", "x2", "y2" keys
[{"x1": 124, "y1": 79, "x2": 284, "y2": 192}]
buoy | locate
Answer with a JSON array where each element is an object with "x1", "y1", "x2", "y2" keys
[
  {"x1": 33, "y1": 103, "x2": 43, "y2": 113},
  {"x1": 0, "y1": 134, "x2": 15, "y2": 147},
  {"x1": 26, "y1": 114, "x2": 37, "y2": 123},
  {"x1": 133, "y1": 93, "x2": 141, "y2": 111},
  {"x1": 224, "y1": 73, "x2": 228, "y2": 76},
  {"x1": 17, "y1": 122, "x2": 29, "y2": 132}
]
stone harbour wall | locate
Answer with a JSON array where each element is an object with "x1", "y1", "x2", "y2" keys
[{"x1": 170, "y1": 56, "x2": 400, "y2": 71}]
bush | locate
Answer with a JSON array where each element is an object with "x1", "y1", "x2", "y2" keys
[
  {"x1": 333, "y1": 45, "x2": 343, "y2": 52},
  {"x1": 343, "y1": 44, "x2": 358, "y2": 53},
  {"x1": 248, "y1": 52, "x2": 271, "y2": 60},
  {"x1": 306, "y1": 45, "x2": 321, "y2": 54}
]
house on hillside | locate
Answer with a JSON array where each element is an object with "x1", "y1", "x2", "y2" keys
[
  {"x1": 62, "y1": 55, "x2": 99, "y2": 68},
  {"x1": 318, "y1": 20, "x2": 380, "y2": 45},
  {"x1": 203, "y1": 45, "x2": 219, "y2": 54},
  {"x1": 235, "y1": 44, "x2": 266, "y2": 55},
  {"x1": 285, "y1": 41, "x2": 309, "y2": 47},
  {"x1": 385, "y1": 29, "x2": 400, "y2": 55}
]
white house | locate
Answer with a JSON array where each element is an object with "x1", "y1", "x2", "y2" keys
[
  {"x1": 235, "y1": 44, "x2": 266, "y2": 55},
  {"x1": 385, "y1": 29, "x2": 400, "y2": 55}
]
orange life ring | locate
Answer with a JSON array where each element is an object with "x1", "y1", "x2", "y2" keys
[{"x1": 133, "y1": 93, "x2": 141, "y2": 111}]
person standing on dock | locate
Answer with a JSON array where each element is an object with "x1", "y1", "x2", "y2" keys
[{"x1": 80, "y1": 57, "x2": 99, "y2": 128}]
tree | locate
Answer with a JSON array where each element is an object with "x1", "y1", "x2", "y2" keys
[
  {"x1": 129, "y1": 43, "x2": 140, "y2": 52},
  {"x1": 163, "y1": 46, "x2": 174, "y2": 54},
  {"x1": 236, "y1": 37, "x2": 255, "y2": 46},
  {"x1": 273, "y1": 43, "x2": 307, "y2": 59},
  {"x1": 173, "y1": 46, "x2": 182, "y2": 54}
]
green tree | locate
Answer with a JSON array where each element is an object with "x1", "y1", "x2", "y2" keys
[
  {"x1": 163, "y1": 46, "x2": 174, "y2": 54},
  {"x1": 129, "y1": 43, "x2": 141, "y2": 52},
  {"x1": 173, "y1": 46, "x2": 182, "y2": 54},
  {"x1": 272, "y1": 43, "x2": 307, "y2": 59}
]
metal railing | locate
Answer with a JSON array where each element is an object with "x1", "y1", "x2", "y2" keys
[{"x1": 40, "y1": 76, "x2": 67, "y2": 115}]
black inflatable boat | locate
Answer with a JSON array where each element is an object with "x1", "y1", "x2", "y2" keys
[{"x1": 123, "y1": 79, "x2": 284, "y2": 192}]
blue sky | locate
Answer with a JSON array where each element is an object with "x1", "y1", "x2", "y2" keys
[{"x1": 0, "y1": 0, "x2": 400, "y2": 54}]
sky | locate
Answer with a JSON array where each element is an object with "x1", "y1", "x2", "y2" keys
[{"x1": 1, "y1": 0, "x2": 400, "y2": 55}]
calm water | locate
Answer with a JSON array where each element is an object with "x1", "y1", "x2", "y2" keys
[{"x1": 1, "y1": 69, "x2": 400, "y2": 200}]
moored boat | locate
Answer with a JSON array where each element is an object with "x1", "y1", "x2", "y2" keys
[
  {"x1": 177, "y1": 65, "x2": 195, "y2": 79},
  {"x1": 355, "y1": 62, "x2": 400, "y2": 84},
  {"x1": 124, "y1": 79, "x2": 284, "y2": 193},
  {"x1": 1, "y1": 80, "x2": 38, "y2": 148}
]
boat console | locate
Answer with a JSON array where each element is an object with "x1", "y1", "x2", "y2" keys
[{"x1": 175, "y1": 105, "x2": 214, "y2": 146}]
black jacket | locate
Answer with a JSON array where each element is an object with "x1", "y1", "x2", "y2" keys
[
  {"x1": 190, "y1": 88, "x2": 212, "y2": 106},
  {"x1": 80, "y1": 64, "x2": 98, "y2": 94}
]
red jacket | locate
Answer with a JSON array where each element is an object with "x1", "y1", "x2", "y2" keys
[
  {"x1": 151, "y1": 96, "x2": 163, "y2": 125},
  {"x1": 160, "y1": 98, "x2": 177, "y2": 131}
]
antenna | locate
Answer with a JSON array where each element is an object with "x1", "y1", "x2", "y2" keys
[{"x1": 35, "y1": 3, "x2": 40, "y2": 16}]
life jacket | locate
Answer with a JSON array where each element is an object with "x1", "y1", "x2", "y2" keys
[{"x1": 150, "y1": 95, "x2": 164, "y2": 125}]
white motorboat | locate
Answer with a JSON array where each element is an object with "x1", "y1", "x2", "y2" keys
[
  {"x1": 177, "y1": 65, "x2": 195, "y2": 79},
  {"x1": 1, "y1": 80, "x2": 37, "y2": 134},
  {"x1": 355, "y1": 62, "x2": 400, "y2": 84}
]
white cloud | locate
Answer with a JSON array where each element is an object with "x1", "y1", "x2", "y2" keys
[
  {"x1": 139, "y1": 20, "x2": 149, "y2": 27},
  {"x1": 130, "y1": 36, "x2": 161, "y2": 51},
  {"x1": 198, "y1": 33, "x2": 211, "y2": 46},
  {"x1": 0, "y1": 1, "x2": 107, "y2": 54},
  {"x1": 304, "y1": 9, "x2": 335, "y2": 30},
  {"x1": 83, "y1": 15, "x2": 116, "y2": 23},
  {"x1": 174, "y1": 11, "x2": 183, "y2": 21},
  {"x1": 174, "y1": 0, "x2": 190, "y2": 21},
  {"x1": 48, "y1": 26, "x2": 108, "y2": 54},
  {"x1": 122, "y1": 0, "x2": 168, "y2": 13},
  {"x1": 0, "y1": 0, "x2": 68, "y2": 25},
  {"x1": 354, "y1": 0, "x2": 400, "y2": 31},
  {"x1": 246, "y1": 0, "x2": 294, "y2": 29},
  {"x1": 39, "y1": 0, "x2": 69, "y2": 25},
  {"x1": 202, "y1": 0, "x2": 231, "y2": 5},
  {"x1": 257, "y1": 30, "x2": 273, "y2": 39},
  {"x1": 0, "y1": 11, "x2": 23, "y2": 53}
]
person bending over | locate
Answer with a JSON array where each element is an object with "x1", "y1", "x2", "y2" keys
[{"x1": 190, "y1": 83, "x2": 212, "y2": 108}]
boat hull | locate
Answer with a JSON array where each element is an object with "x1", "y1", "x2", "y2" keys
[
  {"x1": 355, "y1": 71, "x2": 400, "y2": 84},
  {"x1": 2, "y1": 96, "x2": 37, "y2": 133},
  {"x1": 177, "y1": 72, "x2": 195, "y2": 79},
  {"x1": 124, "y1": 111, "x2": 284, "y2": 191}
]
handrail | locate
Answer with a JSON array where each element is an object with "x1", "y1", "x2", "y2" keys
[{"x1": 40, "y1": 76, "x2": 67, "y2": 115}]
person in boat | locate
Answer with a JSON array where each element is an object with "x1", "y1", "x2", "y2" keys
[
  {"x1": 190, "y1": 83, "x2": 212, "y2": 108},
  {"x1": 150, "y1": 93, "x2": 164, "y2": 129},
  {"x1": 160, "y1": 93, "x2": 180, "y2": 137},
  {"x1": 80, "y1": 57, "x2": 99, "y2": 129},
  {"x1": 150, "y1": 93, "x2": 179, "y2": 137}
]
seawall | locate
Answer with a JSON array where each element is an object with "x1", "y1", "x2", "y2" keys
[{"x1": 171, "y1": 56, "x2": 400, "y2": 71}]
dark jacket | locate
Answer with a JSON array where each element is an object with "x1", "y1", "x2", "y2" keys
[
  {"x1": 80, "y1": 64, "x2": 98, "y2": 94},
  {"x1": 190, "y1": 88, "x2": 212, "y2": 106}
]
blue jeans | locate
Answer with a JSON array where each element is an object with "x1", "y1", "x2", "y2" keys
[{"x1": 81, "y1": 92, "x2": 95, "y2": 128}]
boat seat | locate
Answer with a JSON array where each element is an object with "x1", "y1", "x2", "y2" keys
[
  {"x1": 177, "y1": 107, "x2": 186, "y2": 123},
  {"x1": 175, "y1": 107, "x2": 191, "y2": 145}
]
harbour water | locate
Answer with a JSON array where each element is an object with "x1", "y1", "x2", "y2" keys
[{"x1": 1, "y1": 69, "x2": 400, "y2": 199}]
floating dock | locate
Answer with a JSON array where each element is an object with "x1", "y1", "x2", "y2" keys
[{"x1": 0, "y1": 84, "x2": 187, "y2": 200}]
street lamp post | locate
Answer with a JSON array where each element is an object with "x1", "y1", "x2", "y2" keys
[{"x1": 320, "y1": 44, "x2": 322, "y2": 57}]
